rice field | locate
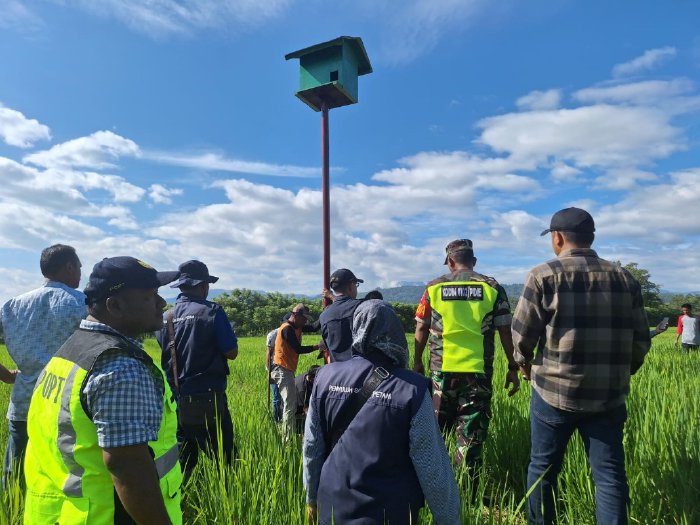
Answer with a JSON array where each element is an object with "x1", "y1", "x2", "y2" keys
[{"x1": 0, "y1": 330, "x2": 698, "y2": 524}]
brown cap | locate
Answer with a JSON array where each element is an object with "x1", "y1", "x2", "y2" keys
[
  {"x1": 291, "y1": 303, "x2": 315, "y2": 322},
  {"x1": 444, "y1": 239, "x2": 474, "y2": 264}
]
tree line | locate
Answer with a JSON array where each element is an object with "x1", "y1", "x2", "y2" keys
[
  {"x1": 213, "y1": 261, "x2": 699, "y2": 337},
  {"x1": 214, "y1": 289, "x2": 418, "y2": 337}
]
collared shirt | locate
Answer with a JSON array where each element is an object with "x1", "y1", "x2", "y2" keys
[
  {"x1": 512, "y1": 248, "x2": 651, "y2": 412},
  {"x1": 81, "y1": 320, "x2": 164, "y2": 448},
  {"x1": 1, "y1": 281, "x2": 86, "y2": 421},
  {"x1": 415, "y1": 269, "x2": 512, "y2": 374}
]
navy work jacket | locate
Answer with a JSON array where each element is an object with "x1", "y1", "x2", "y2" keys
[
  {"x1": 157, "y1": 294, "x2": 237, "y2": 396},
  {"x1": 312, "y1": 354, "x2": 429, "y2": 524},
  {"x1": 319, "y1": 296, "x2": 363, "y2": 362}
]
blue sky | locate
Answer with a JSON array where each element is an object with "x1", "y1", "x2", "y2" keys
[{"x1": 1, "y1": 0, "x2": 699, "y2": 302}]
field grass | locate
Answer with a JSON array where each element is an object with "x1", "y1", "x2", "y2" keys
[{"x1": 0, "y1": 331, "x2": 698, "y2": 524}]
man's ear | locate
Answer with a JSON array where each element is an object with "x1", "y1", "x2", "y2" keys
[
  {"x1": 472, "y1": 257, "x2": 477, "y2": 268},
  {"x1": 104, "y1": 295, "x2": 124, "y2": 318},
  {"x1": 551, "y1": 231, "x2": 566, "y2": 252}
]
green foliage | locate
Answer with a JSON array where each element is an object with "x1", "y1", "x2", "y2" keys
[
  {"x1": 620, "y1": 261, "x2": 663, "y2": 307},
  {"x1": 1, "y1": 332, "x2": 698, "y2": 524},
  {"x1": 388, "y1": 302, "x2": 419, "y2": 333},
  {"x1": 215, "y1": 289, "x2": 324, "y2": 336},
  {"x1": 212, "y1": 289, "x2": 422, "y2": 336}
]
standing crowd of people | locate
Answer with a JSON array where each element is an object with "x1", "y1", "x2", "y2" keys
[{"x1": 0, "y1": 206, "x2": 685, "y2": 524}]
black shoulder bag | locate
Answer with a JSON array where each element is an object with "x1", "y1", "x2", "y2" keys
[
  {"x1": 328, "y1": 366, "x2": 390, "y2": 450},
  {"x1": 167, "y1": 312, "x2": 222, "y2": 427}
]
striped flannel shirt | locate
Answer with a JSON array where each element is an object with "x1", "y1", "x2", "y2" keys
[{"x1": 512, "y1": 248, "x2": 651, "y2": 413}]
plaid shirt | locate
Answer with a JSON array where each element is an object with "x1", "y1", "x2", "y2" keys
[
  {"x1": 81, "y1": 320, "x2": 164, "y2": 448},
  {"x1": 512, "y1": 248, "x2": 650, "y2": 412}
]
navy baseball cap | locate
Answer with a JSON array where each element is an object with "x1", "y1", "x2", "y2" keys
[
  {"x1": 541, "y1": 207, "x2": 595, "y2": 236},
  {"x1": 84, "y1": 256, "x2": 179, "y2": 304},
  {"x1": 170, "y1": 260, "x2": 219, "y2": 288},
  {"x1": 444, "y1": 239, "x2": 474, "y2": 264},
  {"x1": 329, "y1": 268, "x2": 363, "y2": 289}
]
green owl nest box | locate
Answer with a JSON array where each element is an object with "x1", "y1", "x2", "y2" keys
[{"x1": 285, "y1": 36, "x2": 372, "y2": 112}]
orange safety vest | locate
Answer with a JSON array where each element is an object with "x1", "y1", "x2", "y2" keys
[{"x1": 273, "y1": 321, "x2": 304, "y2": 373}]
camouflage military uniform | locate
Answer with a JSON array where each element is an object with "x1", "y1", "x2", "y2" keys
[{"x1": 415, "y1": 269, "x2": 511, "y2": 469}]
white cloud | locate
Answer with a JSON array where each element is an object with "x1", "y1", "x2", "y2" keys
[
  {"x1": 373, "y1": 151, "x2": 538, "y2": 188},
  {"x1": 0, "y1": 104, "x2": 51, "y2": 148},
  {"x1": 477, "y1": 105, "x2": 682, "y2": 168},
  {"x1": 144, "y1": 150, "x2": 320, "y2": 178},
  {"x1": 0, "y1": 201, "x2": 103, "y2": 251},
  {"x1": 366, "y1": 0, "x2": 491, "y2": 64},
  {"x1": 612, "y1": 46, "x2": 677, "y2": 78},
  {"x1": 596, "y1": 168, "x2": 700, "y2": 241},
  {"x1": 593, "y1": 168, "x2": 657, "y2": 191},
  {"x1": 55, "y1": 0, "x2": 292, "y2": 36},
  {"x1": 24, "y1": 130, "x2": 140, "y2": 169},
  {"x1": 149, "y1": 184, "x2": 183, "y2": 205},
  {"x1": 574, "y1": 79, "x2": 694, "y2": 107},
  {"x1": 516, "y1": 89, "x2": 562, "y2": 111},
  {"x1": 0, "y1": 0, "x2": 43, "y2": 31},
  {"x1": 550, "y1": 161, "x2": 581, "y2": 182}
]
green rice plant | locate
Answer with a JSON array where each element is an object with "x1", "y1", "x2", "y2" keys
[{"x1": 0, "y1": 329, "x2": 698, "y2": 524}]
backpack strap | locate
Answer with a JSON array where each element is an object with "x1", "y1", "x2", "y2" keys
[{"x1": 328, "y1": 366, "x2": 390, "y2": 450}]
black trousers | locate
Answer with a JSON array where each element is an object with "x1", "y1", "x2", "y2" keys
[{"x1": 178, "y1": 398, "x2": 235, "y2": 481}]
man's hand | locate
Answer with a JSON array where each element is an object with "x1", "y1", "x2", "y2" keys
[
  {"x1": 504, "y1": 369, "x2": 520, "y2": 396},
  {"x1": 321, "y1": 289, "x2": 334, "y2": 304},
  {"x1": 519, "y1": 363, "x2": 531, "y2": 381},
  {"x1": 307, "y1": 504, "x2": 318, "y2": 525},
  {"x1": 0, "y1": 366, "x2": 18, "y2": 384},
  {"x1": 413, "y1": 361, "x2": 425, "y2": 376}
]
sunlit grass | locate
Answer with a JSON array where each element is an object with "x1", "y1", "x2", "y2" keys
[{"x1": 0, "y1": 330, "x2": 698, "y2": 524}]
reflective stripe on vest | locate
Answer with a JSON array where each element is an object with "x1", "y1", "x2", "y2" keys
[
  {"x1": 24, "y1": 335, "x2": 182, "y2": 525},
  {"x1": 427, "y1": 281, "x2": 498, "y2": 373},
  {"x1": 57, "y1": 363, "x2": 84, "y2": 498}
]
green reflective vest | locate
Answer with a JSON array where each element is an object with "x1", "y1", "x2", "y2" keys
[
  {"x1": 427, "y1": 281, "x2": 499, "y2": 373},
  {"x1": 24, "y1": 328, "x2": 182, "y2": 525}
]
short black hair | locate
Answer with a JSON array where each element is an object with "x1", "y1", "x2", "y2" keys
[
  {"x1": 364, "y1": 290, "x2": 383, "y2": 300},
  {"x1": 450, "y1": 249, "x2": 475, "y2": 266},
  {"x1": 560, "y1": 231, "x2": 595, "y2": 247},
  {"x1": 40, "y1": 244, "x2": 78, "y2": 278},
  {"x1": 681, "y1": 303, "x2": 693, "y2": 310}
]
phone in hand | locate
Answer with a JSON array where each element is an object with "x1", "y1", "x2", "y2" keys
[{"x1": 657, "y1": 317, "x2": 669, "y2": 331}]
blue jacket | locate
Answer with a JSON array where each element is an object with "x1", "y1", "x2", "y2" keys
[
  {"x1": 312, "y1": 354, "x2": 429, "y2": 524},
  {"x1": 157, "y1": 294, "x2": 237, "y2": 395},
  {"x1": 319, "y1": 296, "x2": 363, "y2": 362}
]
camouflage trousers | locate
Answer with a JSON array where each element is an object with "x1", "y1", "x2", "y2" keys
[{"x1": 431, "y1": 370, "x2": 492, "y2": 469}]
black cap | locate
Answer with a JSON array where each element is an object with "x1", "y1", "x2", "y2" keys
[
  {"x1": 444, "y1": 239, "x2": 474, "y2": 264},
  {"x1": 329, "y1": 268, "x2": 363, "y2": 290},
  {"x1": 84, "y1": 256, "x2": 179, "y2": 304},
  {"x1": 540, "y1": 207, "x2": 596, "y2": 236},
  {"x1": 170, "y1": 260, "x2": 219, "y2": 288}
]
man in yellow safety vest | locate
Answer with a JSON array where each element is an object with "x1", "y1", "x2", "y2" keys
[
  {"x1": 413, "y1": 239, "x2": 521, "y2": 482},
  {"x1": 24, "y1": 256, "x2": 182, "y2": 525}
]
